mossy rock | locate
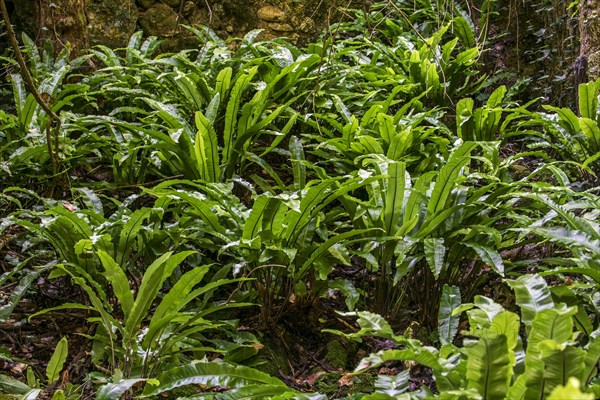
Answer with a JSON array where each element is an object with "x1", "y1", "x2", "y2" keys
[
  {"x1": 313, "y1": 372, "x2": 376, "y2": 397},
  {"x1": 87, "y1": 0, "x2": 138, "y2": 48},
  {"x1": 253, "y1": 336, "x2": 291, "y2": 377},
  {"x1": 139, "y1": 3, "x2": 180, "y2": 38},
  {"x1": 325, "y1": 339, "x2": 349, "y2": 370},
  {"x1": 509, "y1": 163, "x2": 531, "y2": 180}
]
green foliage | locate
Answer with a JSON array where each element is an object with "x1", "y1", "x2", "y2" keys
[
  {"x1": 30, "y1": 250, "x2": 250, "y2": 389},
  {"x1": 13, "y1": 193, "x2": 170, "y2": 273},
  {"x1": 46, "y1": 337, "x2": 68, "y2": 383},
  {"x1": 1, "y1": 0, "x2": 600, "y2": 398},
  {"x1": 336, "y1": 273, "x2": 599, "y2": 399},
  {"x1": 147, "y1": 176, "x2": 374, "y2": 321}
]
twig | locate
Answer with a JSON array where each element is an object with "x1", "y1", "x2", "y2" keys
[{"x1": 0, "y1": 0, "x2": 61, "y2": 175}]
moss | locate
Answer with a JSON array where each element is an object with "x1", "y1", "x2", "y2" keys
[
  {"x1": 253, "y1": 336, "x2": 291, "y2": 377},
  {"x1": 87, "y1": 0, "x2": 138, "y2": 47},
  {"x1": 313, "y1": 372, "x2": 376, "y2": 397},
  {"x1": 509, "y1": 164, "x2": 530, "y2": 180},
  {"x1": 139, "y1": 3, "x2": 179, "y2": 38},
  {"x1": 325, "y1": 339, "x2": 349, "y2": 370}
]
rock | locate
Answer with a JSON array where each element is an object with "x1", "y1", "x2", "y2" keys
[
  {"x1": 181, "y1": 1, "x2": 197, "y2": 17},
  {"x1": 135, "y1": 0, "x2": 155, "y2": 9},
  {"x1": 257, "y1": 5, "x2": 286, "y2": 22},
  {"x1": 267, "y1": 22, "x2": 294, "y2": 32},
  {"x1": 87, "y1": 0, "x2": 138, "y2": 48},
  {"x1": 139, "y1": 3, "x2": 180, "y2": 37},
  {"x1": 185, "y1": 5, "x2": 211, "y2": 25},
  {"x1": 298, "y1": 17, "x2": 315, "y2": 33}
]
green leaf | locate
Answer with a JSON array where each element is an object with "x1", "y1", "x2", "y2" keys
[
  {"x1": 550, "y1": 285, "x2": 594, "y2": 337},
  {"x1": 543, "y1": 341, "x2": 585, "y2": 386},
  {"x1": 507, "y1": 374, "x2": 527, "y2": 400},
  {"x1": 387, "y1": 128, "x2": 414, "y2": 160},
  {"x1": 403, "y1": 171, "x2": 435, "y2": 228},
  {"x1": 283, "y1": 179, "x2": 336, "y2": 244},
  {"x1": 0, "y1": 266, "x2": 46, "y2": 322},
  {"x1": 195, "y1": 111, "x2": 220, "y2": 182},
  {"x1": 124, "y1": 251, "x2": 194, "y2": 343},
  {"x1": 487, "y1": 311, "x2": 520, "y2": 351},
  {"x1": 96, "y1": 378, "x2": 145, "y2": 400},
  {"x1": 466, "y1": 335, "x2": 511, "y2": 400},
  {"x1": 290, "y1": 136, "x2": 306, "y2": 191},
  {"x1": 453, "y1": 16, "x2": 475, "y2": 47},
  {"x1": 117, "y1": 208, "x2": 154, "y2": 267},
  {"x1": 205, "y1": 92, "x2": 221, "y2": 123},
  {"x1": 462, "y1": 242, "x2": 504, "y2": 276},
  {"x1": 456, "y1": 98, "x2": 474, "y2": 141},
  {"x1": 505, "y1": 274, "x2": 554, "y2": 327},
  {"x1": 75, "y1": 187, "x2": 104, "y2": 216},
  {"x1": 355, "y1": 348, "x2": 442, "y2": 373},
  {"x1": 206, "y1": 384, "x2": 305, "y2": 399},
  {"x1": 547, "y1": 377, "x2": 594, "y2": 400},
  {"x1": 579, "y1": 117, "x2": 600, "y2": 153},
  {"x1": 528, "y1": 307, "x2": 577, "y2": 352},
  {"x1": 242, "y1": 194, "x2": 269, "y2": 245},
  {"x1": 98, "y1": 250, "x2": 133, "y2": 319},
  {"x1": 46, "y1": 337, "x2": 68, "y2": 383},
  {"x1": 328, "y1": 279, "x2": 360, "y2": 311},
  {"x1": 578, "y1": 81, "x2": 598, "y2": 120},
  {"x1": 154, "y1": 189, "x2": 225, "y2": 235},
  {"x1": 529, "y1": 227, "x2": 600, "y2": 254},
  {"x1": 426, "y1": 142, "x2": 476, "y2": 218},
  {"x1": 143, "y1": 265, "x2": 210, "y2": 348},
  {"x1": 438, "y1": 285, "x2": 461, "y2": 345},
  {"x1": 224, "y1": 67, "x2": 258, "y2": 165},
  {"x1": 466, "y1": 296, "x2": 505, "y2": 329},
  {"x1": 175, "y1": 74, "x2": 204, "y2": 111},
  {"x1": 384, "y1": 162, "x2": 406, "y2": 236},
  {"x1": 424, "y1": 238, "x2": 445, "y2": 278},
  {"x1": 141, "y1": 362, "x2": 285, "y2": 396},
  {"x1": 67, "y1": 272, "x2": 120, "y2": 346},
  {"x1": 372, "y1": 371, "x2": 410, "y2": 397},
  {"x1": 295, "y1": 228, "x2": 380, "y2": 284},
  {"x1": 0, "y1": 374, "x2": 32, "y2": 394},
  {"x1": 377, "y1": 113, "x2": 395, "y2": 146},
  {"x1": 216, "y1": 67, "x2": 233, "y2": 98},
  {"x1": 143, "y1": 98, "x2": 187, "y2": 130},
  {"x1": 584, "y1": 331, "x2": 600, "y2": 384},
  {"x1": 259, "y1": 113, "x2": 298, "y2": 157},
  {"x1": 487, "y1": 85, "x2": 507, "y2": 108}
]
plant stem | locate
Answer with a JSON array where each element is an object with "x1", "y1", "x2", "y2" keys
[{"x1": 0, "y1": 0, "x2": 61, "y2": 176}]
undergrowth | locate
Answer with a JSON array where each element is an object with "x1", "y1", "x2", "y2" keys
[{"x1": 0, "y1": 0, "x2": 598, "y2": 399}]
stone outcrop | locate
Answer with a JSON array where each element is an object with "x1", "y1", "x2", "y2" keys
[
  {"x1": 7, "y1": 0, "x2": 361, "y2": 53},
  {"x1": 87, "y1": 0, "x2": 138, "y2": 47},
  {"x1": 580, "y1": 0, "x2": 600, "y2": 80},
  {"x1": 138, "y1": 3, "x2": 180, "y2": 38}
]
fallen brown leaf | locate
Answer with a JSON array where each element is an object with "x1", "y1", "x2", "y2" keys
[
  {"x1": 250, "y1": 342, "x2": 264, "y2": 350},
  {"x1": 338, "y1": 373, "x2": 354, "y2": 387},
  {"x1": 305, "y1": 370, "x2": 327, "y2": 386}
]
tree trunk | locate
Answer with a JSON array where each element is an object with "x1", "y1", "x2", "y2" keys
[
  {"x1": 35, "y1": 0, "x2": 88, "y2": 55},
  {"x1": 579, "y1": 0, "x2": 600, "y2": 81}
]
